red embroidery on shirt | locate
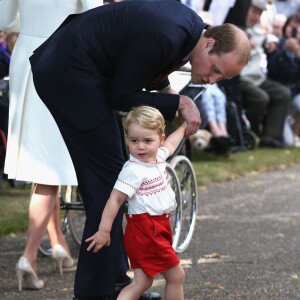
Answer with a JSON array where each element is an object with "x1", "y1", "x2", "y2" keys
[
  {"x1": 137, "y1": 174, "x2": 171, "y2": 196},
  {"x1": 137, "y1": 185, "x2": 168, "y2": 196},
  {"x1": 118, "y1": 156, "x2": 171, "y2": 197},
  {"x1": 141, "y1": 176, "x2": 162, "y2": 186},
  {"x1": 140, "y1": 180, "x2": 164, "y2": 191}
]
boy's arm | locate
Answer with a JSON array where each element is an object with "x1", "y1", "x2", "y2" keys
[
  {"x1": 163, "y1": 121, "x2": 187, "y2": 157},
  {"x1": 86, "y1": 189, "x2": 127, "y2": 253}
]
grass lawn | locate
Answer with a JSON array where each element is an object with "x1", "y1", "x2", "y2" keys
[
  {"x1": 0, "y1": 181, "x2": 31, "y2": 237},
  {"x1": 193, "y1": 147, "x2": 300, "y2": 186},
  {"x1": 1, "y1": 147, "x2": 300, "y2": 237}
]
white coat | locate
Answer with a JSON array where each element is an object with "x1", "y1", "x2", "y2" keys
[{"x1": 0, "y1": 0, "x2": 101, "y2": 184}]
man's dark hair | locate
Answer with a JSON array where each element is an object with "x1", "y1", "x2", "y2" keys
[
  {"x1": 204, "y1": 23, "x2": 238, "y2": 55},
  {"x1": 204, "y1": 23, "x2": 249, "y2": 65}
]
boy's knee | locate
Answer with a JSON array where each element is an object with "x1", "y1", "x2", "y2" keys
[
  {"x1": 167, "y1": 266, "x2": 185, "y2": 285},
  {"x1": 178, "y1": 267, "x2": 185, "y2": 284},
  {"x1": 137, "y1": 277, "x2": 153, "y2": 291}
]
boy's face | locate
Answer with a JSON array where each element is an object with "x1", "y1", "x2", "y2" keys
[{"x1": 126, "y1": 123, "x2": 165, "y2": 163}]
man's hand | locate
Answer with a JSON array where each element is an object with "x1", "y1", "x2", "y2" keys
[
  {"x1": 178, "y1": 95, "x2": 201, "y2": 136},
  {"x1": 85, "y1": 229, "x2": 111, "y2": 253},
  {"x1": 284, "y1": 37, "x2": 300, "y2": 57}
]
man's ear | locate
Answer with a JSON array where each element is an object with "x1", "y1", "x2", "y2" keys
[
  {"x1": 160, "y1": 134, "x2": 166, "y2": 146},
  {"x1": 203, "y1": 38, "x2": 215, "y2": 51}
]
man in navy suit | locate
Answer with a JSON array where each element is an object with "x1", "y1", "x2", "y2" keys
[{"x1": 30, "y1": 1, "x2": 251, "y2": 299}]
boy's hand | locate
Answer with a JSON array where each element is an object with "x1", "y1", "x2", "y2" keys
[{"x1": 85, "y1": 230, "x2": 111, "y2": 253}]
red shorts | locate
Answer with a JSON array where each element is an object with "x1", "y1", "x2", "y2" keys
[{"x1": 124, "y1": 213, "x2": 180, "y2": 278}]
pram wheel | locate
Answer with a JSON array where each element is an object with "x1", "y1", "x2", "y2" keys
[
  {"x1": 166, "y1": 164, "x2": 182, "y2": 250},
  {"x1": 244, "y1": 130, "x2": 258, "y2": 150},
  {"x1": 170, "y1": 155, "x2": 198, "y2": 253}
]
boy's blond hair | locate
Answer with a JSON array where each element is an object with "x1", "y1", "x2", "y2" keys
[{"x1": 123, "y1": 106, "x2": 165, "y2": 136}]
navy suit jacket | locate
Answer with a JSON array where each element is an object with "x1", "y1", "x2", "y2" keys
[{"x1": 30, "y1": 0, "x2": 207, "y2": 130}]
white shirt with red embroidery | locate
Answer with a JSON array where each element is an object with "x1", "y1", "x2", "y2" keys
[{"x1": 113, "y1": 147, "x2": 176, "y2": 216}]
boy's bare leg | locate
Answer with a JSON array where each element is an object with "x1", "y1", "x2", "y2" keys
[
  {"x1": 161, "y1": 264, "x2": 185, "y2": 300},
  {"x1": 117, "y1": 268, "x2": 153, "y2": 300}
]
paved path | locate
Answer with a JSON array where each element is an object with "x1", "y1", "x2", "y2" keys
[{"x1": 1, "y1": 164, "x2": 300, "y2": 299}]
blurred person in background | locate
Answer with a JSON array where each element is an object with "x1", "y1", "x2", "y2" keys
[
  {"x1": 272, "y1": 0, "x2": 300, "y2": 17},
  {"x1": 0, "y1": 30, "x2": 10, "y2": 78},
  {"x1": 197, "y1": 83, "x2": 231, "y2": 156},
  {"x1": 271, "y1": 13, "x2": 287, "y2": 37},
  {"x1": 267, "y1": 13, "x2": 300, "y2": 147},
  {"x1": 239, "y1": 0, "x2": 290, "y2": 148},
  {"x1": 204, "y1": 0, "x2": 252, "y2": 27},
  {"x1": 6, "y1": 32, "x2": 19, "y2": 55},
  {"x1": 181, "y1": 0, "x2": 204, "y2": 13},
  {"x1": 0, "y1": 32, "x2": 18, "y2": 154}
]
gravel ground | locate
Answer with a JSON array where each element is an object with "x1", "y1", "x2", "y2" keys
[{"x1": 1, "y1": 164, "x2": 300, "y2": 299}]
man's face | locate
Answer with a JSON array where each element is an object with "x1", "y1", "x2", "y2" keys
[{"x1": 190, "y1": 49, "x2": 244, "y2": 85}]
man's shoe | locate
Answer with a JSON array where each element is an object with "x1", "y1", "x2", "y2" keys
[
  {"x1": 260, "y1": 136, "x2": 287, "y2": 149},
  {"x1": 73, "y1": 297, "x2": 115, "y2": 300},
  {"x1": 139, "y1": 291, "x2": 162, "y2": 300},
  {"x1": 210, "y1": 136, "x2": 231, "y2": 156}
]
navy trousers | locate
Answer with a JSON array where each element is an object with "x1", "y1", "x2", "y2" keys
[{"x1": 48, "y1": 106, "x2": 129, "y2": 298}]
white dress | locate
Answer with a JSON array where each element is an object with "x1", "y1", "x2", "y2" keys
[{"x1": 0, "y1": 0, "x2": 101, "y2": 184}]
